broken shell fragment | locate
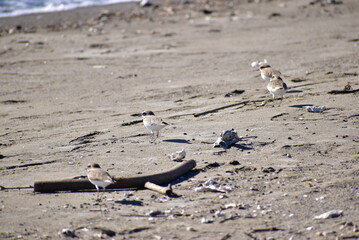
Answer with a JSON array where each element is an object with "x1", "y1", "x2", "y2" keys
[
  {"x1": 213, "y1": 129, "x2": 241, "y2": 149},
  {"x1": 167, "y1": 149, "x2": 186, "y2": 162},
  {"x1": 251, "y1": 59, "x2": 268, "y2": 68},
  {"x1": 314, "y1": 210, "x2": 343, "y2": 219},
  {"x1": 304, "y1": 106, "x2": 326, "y2": 113}
]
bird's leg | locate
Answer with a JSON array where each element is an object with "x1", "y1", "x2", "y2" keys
[
  {"x1": 149, "y1": 131, "x2": 155, "y2": 143},
  {"x1": 278, "y1": 97, "x2": 283, "y2": 107},
  {"x1": 152, "y1": 131, "x2": 158, "y2": 143},
  {"x1": 94, "y1": 186, "x2": 101, "y2": 201},
  {"x1": 99, "y1": 188, "x2": 106, "y2": 200},
  {"x1": 271, "y1": 95, "x2": 276, "y2": 107}
]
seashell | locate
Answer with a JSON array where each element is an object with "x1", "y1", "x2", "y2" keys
[
  {"x1": 213, "y1": 129, "x2": 241, "y2": 149},
  {"x1": 314, "y1": 210, "x2": 343, "y2": 219},
  {"x1": 251, "y1": 59, "x2": 267, "y2": 68},
  {"x1": 304, "y1": 106, "x2": 326, "y2": 113},
  {"x1": 167, "y1": 149, "x2": 186, "y2": 162}
]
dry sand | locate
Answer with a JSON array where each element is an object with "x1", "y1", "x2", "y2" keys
[{"x1": 0, "y1": 0, "x2": 358, "y2": 239}]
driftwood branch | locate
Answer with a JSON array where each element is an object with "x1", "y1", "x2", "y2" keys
[
  {"x1": 144, "y1": 182, "x2": 174, "y2": 196},
  {"x1": 1, "y1": 160, "x2": 56, "y2": 170},
  {"x1": 193, "y1": 100, "x2": 264, "y2": 118},
  {"x1": 328, "y1": 89, "x2": 359, "y2": 94},
  {"x1": 34, "y1": 160, "x2": 196, "y2": 193}
]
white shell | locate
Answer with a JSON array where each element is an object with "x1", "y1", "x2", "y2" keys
[
  {"x1": 304, "y1": 106, "x2": 326, "y2": 113},
  {"x1": 213, "y1": 129, "x2": 241, "y2": 148},
  {"x1": 167, "y1": 149, "x2": 186, "y2": 161},
  {"x1": 251, "y1": 59, "x2": 267, "y2": 68}
]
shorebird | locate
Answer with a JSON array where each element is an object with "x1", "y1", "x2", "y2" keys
[
  {"x1": 142, "y1": 111, "x2": 168, "y2": 142},
  {"x1": 259, "y1": 64, "x2": 283, "y2": 82},
  {"x1": 267, "y1": 75, "x2": 288, "y2": 102},
  {"x1": 86, "y1": 163, "x2": 115, "y2": 199}
]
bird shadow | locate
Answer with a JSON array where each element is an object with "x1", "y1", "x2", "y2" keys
[
  {"x1": 214, "y1": 142, "x2": 253, "y2": 150},
  {"x1": 289, "y1": 104, "x2": 313, "y2": 108},
  {"x1": 231, "y1": 144, "x2": 253, "y2": 150},
  {"x1": 162, "y1": 139, "x2": 192, "y2": 144},
  {"x1": 115, "y1": 199, "x2": 144, "y2": 206},
  {"x1": 286, "y1": 90, "x2": 303, "y2": 93}
]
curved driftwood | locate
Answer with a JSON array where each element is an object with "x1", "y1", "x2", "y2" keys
[{"x1": 34, "y1": 160, "x2": 196, "y2": 193}]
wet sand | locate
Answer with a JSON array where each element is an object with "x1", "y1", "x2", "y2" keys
[{"x1": 0, "y1": 0, "x2": 358, "y2": 239}]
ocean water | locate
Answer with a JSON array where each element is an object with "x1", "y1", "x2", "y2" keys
[{"x1": 0, "y1": 0, "x2": 137, "y2": 17}]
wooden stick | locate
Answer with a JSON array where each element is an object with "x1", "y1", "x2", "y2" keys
[
  {"x1": 34, "y1": 160, "x2": 196, "y2": 193},
  {"x1": 144, "y1": 182, "x2": 173, "y2": 196},
  {"x1": 328, "y1": 89, "x2": 359, "y2": 94},
  {"x1": 193, "y1": 99, "x2": 264, "y2": 118}
]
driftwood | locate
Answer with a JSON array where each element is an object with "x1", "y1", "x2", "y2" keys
[
  {"x1": 34, "y1": 160, "x2": 196, "y2": 193},
  {"x1": 328, "y1": 89, "x2": 359, "y2": 94},
  {"x1": 144, "y1": 182, "x2": 174, "y2": 196},
  {"x1": 193, "y1": 100, "x2": 265, "y2": 118}
]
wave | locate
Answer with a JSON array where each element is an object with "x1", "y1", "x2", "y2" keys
[{"x1": 0, "y1": 0, "x2": 138, "y2": 18}]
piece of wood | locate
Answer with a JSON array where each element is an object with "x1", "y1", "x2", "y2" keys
[
  {"x1": 34, "y1": 160, "x2": 196, "y2": 193},
  {"x1": 328, "y1": 89, "x2": 359, "y2": 94},
  {"x1": 144, "y1": 182, "x2": 173, "y2": 196},
  {"x1": 193, "y1": 99, "x2": 266, "y2": 118}
]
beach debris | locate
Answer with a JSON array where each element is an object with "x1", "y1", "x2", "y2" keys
[
  {"x1": 213, "y1": 129, "x2": 241, "y2": 149},
  {"x1": 304, "y1": 106, "x2": 326, "y2": 113},
  {"x1": 201, "y1": 217, "x2": 214, "y2": 224},
  {"x1": 251, "y1": 59, "x2": 267, "y2": 68},
  {"x1": 59, "y1": 228, "x2": 77, "y2": 238},
  {"x1": 269, "y1": 12, "x2": 281, "y2": 18},
  {"x1": 92, "y1": 227, "x2": 116, "y2": 238},
  {"x1": 250, "y1": 227, "x2": 284, "y2": 233},
  {"x1": 262, "y1": 167, "x2": 276, "y2": 173},
  {"x1": 229, "y1": 160, "x2": 240, "y2": 166},
  {"x1": 148, "y1": 210, "x2": 164, "y2": 218},
  {"x1": 144, "y1": 182, "x2": 175, "y2": 196},
  {"x1": 194, "y1": 179, "x2": 235, "y2": 193},
  {"x1": 314, "y1": 210, "x2": 343, "y2": 219},
  {"x1": 224, "y1": 89, "x2": 245, "y2": 97},
  {"x1": 186, "y1": 226, "x2": 196, "y2": 232},
  {"x1": 224, "y1": 203, "x2": 237, "y2": 209},
  {"x1": 344, "y1": 82, "x2": 353, "y2": 91},
  {"x1": 291, "y1": 78, "x2": 307, "y2": 83},
  {"x1": 139, "y1": 0, "x2": 152, "y2": 7},
  {"x1": 328, "y1": 89, "x2": 359, "y2": 94},
  {"x1": 167, "y1": 149, "x2": 186, "y2": 162},
  {"x1": 193, "y1": 99, "x2": 263, "y2": 117},
  {"x1": 202, "y1": 162, "x2": 222, "y2": 171},
  {"x1": 92, "y1": 65, "x2": 107, "y2": 69},
  {"x1": 309, "y1": 0, "x2": 343, "y2": 5},
  {"x1": 306, "y1": 226, "x2": 314, "y2": 231}
]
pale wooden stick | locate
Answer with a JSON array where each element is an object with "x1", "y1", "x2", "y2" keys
[{"x1": 144, "y1": 182, "x2": 173, "y2": 196}]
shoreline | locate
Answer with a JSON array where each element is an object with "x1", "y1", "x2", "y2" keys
[{"x1": 0, "y1": 0, "x2": 151, "y2": 33}]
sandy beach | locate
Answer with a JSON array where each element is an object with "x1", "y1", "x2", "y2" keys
[{"x1": 0, "y1": 0, "x2": 358, "y2": 239}]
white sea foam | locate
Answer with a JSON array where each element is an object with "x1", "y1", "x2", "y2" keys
[{"x1": 0, "y1": 0, "x2": 138, "y2": 18}]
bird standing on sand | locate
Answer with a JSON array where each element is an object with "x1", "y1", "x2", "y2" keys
[
  {"x1": 259, "y1": 64, "x2": 283, "y2": 82},
  {"x1": 267, "y1": 75, "x2": 288, "y2": 101},
  {"x1": 86, "y1": 163, "x2": 115, "y2": 199},
  {"x1": 142, "y1": 111, "x2": 168, "y2": 142}
]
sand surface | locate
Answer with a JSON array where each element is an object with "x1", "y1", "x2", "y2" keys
[{"x1": 0, "y1": 0, "x2": 358, "y2": 239}]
